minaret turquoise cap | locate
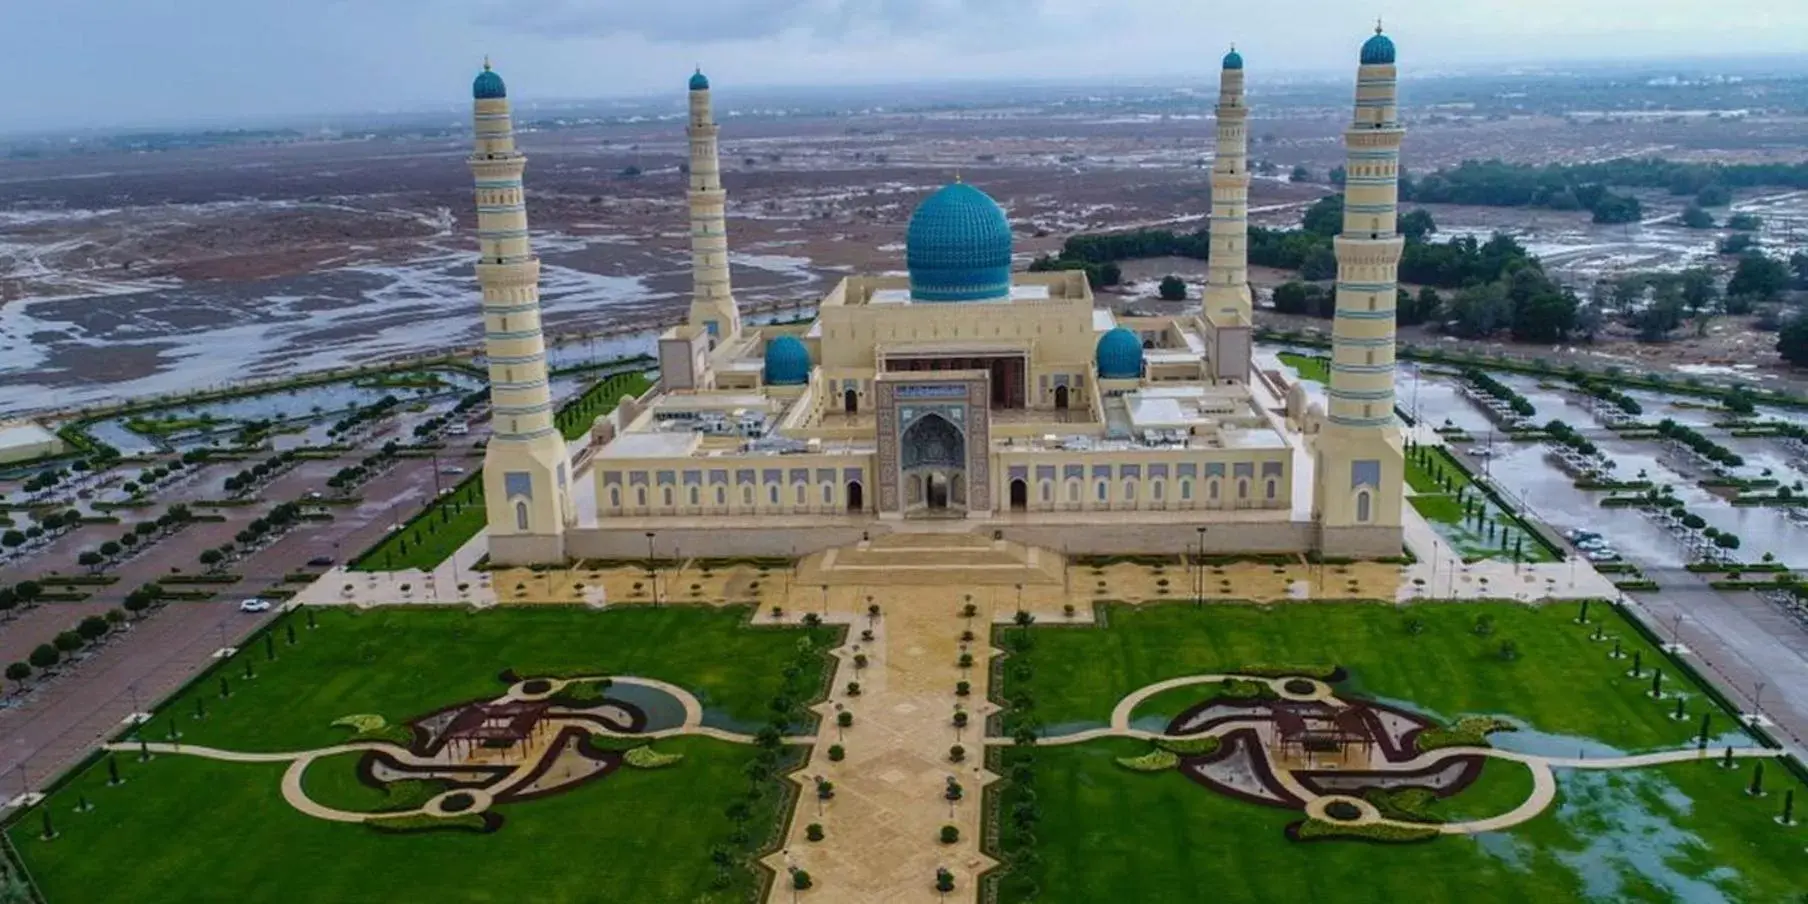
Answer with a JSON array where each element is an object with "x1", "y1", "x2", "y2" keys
[
  {"x1": 1222, "y1": 46, "x2": 1243, "y2": 70},
  {"x1": 473, "y1": 58, "x2": 507, "y2": 99},
  {"x1": 1361, "y1": 22, "x2": 1396, "y2": 65},
  {"x1": 689, "y1": 68, "x2": 710, "y2": 91}
]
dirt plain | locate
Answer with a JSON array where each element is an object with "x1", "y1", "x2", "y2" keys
[{"x1": 3, "y1": 99, "x2": 1808, "y2": 409}]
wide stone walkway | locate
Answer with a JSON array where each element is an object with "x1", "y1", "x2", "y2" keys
[{"x1": 758, "y1": 584, "x2": 1063, "y2": 903}]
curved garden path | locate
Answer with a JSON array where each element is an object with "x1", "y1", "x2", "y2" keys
[
  {"x1": 101, "y1": 674, "x2": 809, "y2": 824},
  {"x1": 996, "y1": 672, "x2": 1787, "y2": 836}
]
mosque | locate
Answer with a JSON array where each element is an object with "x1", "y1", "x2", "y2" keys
[{"x1": 467, "y1": 28, "x2": 1409, "y2": 568}]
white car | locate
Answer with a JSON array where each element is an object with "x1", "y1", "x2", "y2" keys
[
  {"x1": 1576, "y1": 537, "x2": 1609, "y2": 551},
  {"x1": 447, "y1": 424, "x2": 470, "y2": 436},
  {"x1": 1585, "y1": 549, "x2": 1620, "y2": 562},
  {"x1": 238, "y1": 598, "x2": 272, "y2": 613}
]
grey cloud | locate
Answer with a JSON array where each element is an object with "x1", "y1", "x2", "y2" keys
[{"x1": 483, "y1": 0, "x2": 1042, "y2": 43}]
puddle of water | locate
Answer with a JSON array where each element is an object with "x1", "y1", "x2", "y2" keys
[
  {"x1": 1546, "y1": 768, "x2": 1743, "y2": 904},
  {"x1": 604, "y1": 681, "x2": 688, "y2": 733}
]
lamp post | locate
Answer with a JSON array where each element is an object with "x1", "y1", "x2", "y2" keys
[
  {"x1": 1752, "y1": 682, "x2": 1766, "y2": 724},
  {"x1": 1194, "y1": 526, "x2": 1207, "y2": 608},
  {"x1": 645, "y1": 531, "x2": 658, "y2": 606},
  {"x1": 1015, "y1": 583, "x2": 1023, "y2": 614},
  {"x1": 821, "y1": 584, "x2": 829, "y2": 616}
]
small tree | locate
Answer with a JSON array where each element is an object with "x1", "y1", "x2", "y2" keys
[
  {"x1": 76, "y1": 616, "x2": 110, "y2": 644},
  {"x1": 28, "y1": 644, "x2": 59, "y2": 669},
  {"x1": 5, "y1": 661, "x2": 30, "y2": 687},
  {"x1": 53, "y1": 631, "x2": 82, "y2": 653},
  {"x1": 1158, "y1": 275, "x2": 1187, "y2": 301},
  {"x1": 935, "y1": 867, "x2": 956, "y2": 894},
  {"x1": 939, "y1": 825, "x2": 960, "y2": 844}
]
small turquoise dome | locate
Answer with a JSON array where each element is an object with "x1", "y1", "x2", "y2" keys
[
  {"x1": 689, "y1": 69, "x2": 710, "y2": 91},
  {"x1": 763, "y1": 335, "x2": 811, "y2": 386},
  {"x1": 905, "y1": 182, "x2": 1013, "y2": 303},
  {"x1": 1361, "y1": 29, "x2": 1396, "y2": 65},
  {"x1": 1096, "y1": 328, "x2": 1144, "y2": 380},
  {"x1": 1222, "y1": 49, "x2": 1243, "y2": 70},
  {"x1": 473, "y1": 63, "x2": 506, "y2": 100}
]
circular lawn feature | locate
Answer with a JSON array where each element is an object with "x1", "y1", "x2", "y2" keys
[
  {"x1": 1323, "y1": 800, "x2": 1361, "y2": 822},
  {"x1": 440, "y1": 792, "x2": 476, "y2": 813},
  {"x1": 521, "y1": 679, "x2": 553, "y2": 695},
  {"x1": 1283, "y1": 679, "x2": 1316, "y2": 696}
]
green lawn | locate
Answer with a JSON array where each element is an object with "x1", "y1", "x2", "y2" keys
[
  {"x1": 153, "y1": 605, "x2": 837, "y2": 750},
  {"x1": 1278, "y1": 352, "x2": 1330, "y2": 384},
  {"x1": 1406, "y1": 445, "x2": 1557, "y2": 563},
  {"x1": 7, "y1": 606, "x2": 831, "y2": 903},
  {"x1": 988, "y1": 604, "x2": 1804, "y2": 903},
  {"x1": 989, "y1": 741, "x2": 1805, "y2": 904},
  {"x1": 555, "y1": 371, "x2": 652, "y2": 442},
  {"x1": 350, "y1": 473, "x2": 484, "y2": 572},
  {"x1": 14, "y1": 735, "x2": 787, "y2": 904},
  {"x1": 1009, "y1": 602, "x2": 1743, "y2": 753}
]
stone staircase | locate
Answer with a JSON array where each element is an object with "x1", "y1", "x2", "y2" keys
[{"x1": 795, "y1": 529, "x2": 1065, "y2": 587}]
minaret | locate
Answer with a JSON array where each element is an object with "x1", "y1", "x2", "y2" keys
[
  {"x1": 1202, "y1": 45, "x2": 1253, "y2": 382},
  {"x1": 685, "y1": 69, "x2": 741, "y2": 341},
  {"x1": 468, "y1": 60, "x2": 574, "y2": 565},
  {"x1": 1314, "y1": 25, "x2": 1406, "y2": 556}
]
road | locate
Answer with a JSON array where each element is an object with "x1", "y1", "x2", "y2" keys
[
  {"x1": 1622, "y1": 568, "x2": 1808, "y2": 758},
  {"x1": 0, "y1": 426, "x2": 489, "y2": 805}
]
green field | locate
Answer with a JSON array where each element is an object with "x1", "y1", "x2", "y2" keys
[
  {"x1": 350, "y1": 475, "x2": 485, "y2": 572},
  {"x1": 1406, "y1": 444, "x2": 1557, "y2": 563},
  {"x1": 987, "y1": 603, "x2": 1805, "y2": 903},
  {"x1": 990, "y1": 742, "x2": 1805, "y2": 904},
  {"x1": 1278, "y1": 352, "x2": 1330, "y2": 384},
  {"x1": 6, "y1": 606, "x2": 834, "y2": 903},
  {"x1": 555, "y1": 371, "x2": 652, "y2": 442},
  {"x1": 1011, "y1": 602, "x2": 1731, "y2": 750}
]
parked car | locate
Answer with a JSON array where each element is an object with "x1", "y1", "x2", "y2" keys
[
  {"x1": 238, "y1": 598, "x2": 272, "y2": 613},
  {"x1": 447, "y1": 424, "x2": 470, "y2": 436},
  {"x1": 440, "y1": 465, "x2": 466, "y2": 476},
  {"x1": 1565, "y1": 528, "x2": 1600, "y2": 542},
  {"x1": 306, "y1": 556, "x2": 334, "y2": 567},
  {"x1": 1585, "y1": 549, "x2": 1619, "y2": 562}
]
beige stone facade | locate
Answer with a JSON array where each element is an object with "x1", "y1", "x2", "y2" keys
[{"x1": 478, "y1": 55, "x2": 1409, "y2": 565}]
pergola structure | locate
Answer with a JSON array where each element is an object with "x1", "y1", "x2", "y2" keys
[
  {"x1": 1270, "y1": 703, "x2": 1375, "y2": 766},
  {"x1": 441, "y1": 700, "x2": 553, "y2": 758}
]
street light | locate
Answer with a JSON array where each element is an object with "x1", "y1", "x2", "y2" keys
[
  {"x1": 1194, "y1": 526, "x2": 1207, "y2": 608},
  {"x1": 1015, "y1": 583, "x2": 1023, "y2": 614},
  {"x1": 645, "y1": 531, "x2": 658, "y2": 606}
]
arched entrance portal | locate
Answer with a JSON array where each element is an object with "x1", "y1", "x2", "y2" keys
[
  {"x1": 846, "y1": 481, "x2": 864, "y2": 512},
  {"x1": 844, "y1": 389, "x2": 858, "y2": 415},
  {"x1": 1054, "y1": 385, "x2": 1069, "y2": 410},
  {"x1": 901, "y1": 412, "x2": 966, "y2": 517},
  {"x1": 1009, "y1": 478, "x2": 1027, "y2": 511}
]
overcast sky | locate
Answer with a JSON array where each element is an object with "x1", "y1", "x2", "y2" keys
[{"x1": 11, "y1": 0, "x2": 1807, "y2": 130}]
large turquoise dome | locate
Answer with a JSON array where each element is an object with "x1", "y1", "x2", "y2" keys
[
  {"x1": 763, "y1": 335, "x2": 811, "y2": 386},
  {"x1": 689, "y1": 69, "x2": 710, "y2": 91},
  {"x1": 1361, "y1": 29, "x2": 1396, "y2": 65},
  {"x1": 1096, "y1": 328, "x2": 1144, "y2": 380},
  {"x1": 1222, "y1": 49, "x2": 1243, "y2": 70},
  {"x1": 473, "y1": 63, "x2": 506, "y2": 100},
  {"x1": 905, "y1": 182, "x2": 1013, "y2": 303}
]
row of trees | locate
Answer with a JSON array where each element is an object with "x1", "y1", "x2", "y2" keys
[
  {"x1": 1, "y1": 509, "x2": 84, "y2": 550},
  {"x1": 1398, "y1": 156, "x2": 1808, "y2": 218},
  {"x1": 199, "y1": 501, "x2": 304, "y2": 572},
  {"x1": 5, "y1": 610, "x2": 126, "y2": 692},
  {"x1": 77, "y1": 504, "x2": 196, "y2": 573},
  {"x1": 222, "y1": 449, "x2": 300, "y2": 496}
]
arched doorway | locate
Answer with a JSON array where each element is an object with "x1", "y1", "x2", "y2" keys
[
  {"x1": 844, "y1": 388, "x2": 858, "y2": 415},
  {"x1": 846, "y1": 481, "x2": 863, "y2": 512},
  {"x1": 926, "y1": 474, "x2": 948, "y2": 509},
  {"x1": 1054, "y1": 385, "x2": 1069, "y2": 410},
  {"x1": 1009, "y1": 478, "x2": 1027, "y2": 511}
]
